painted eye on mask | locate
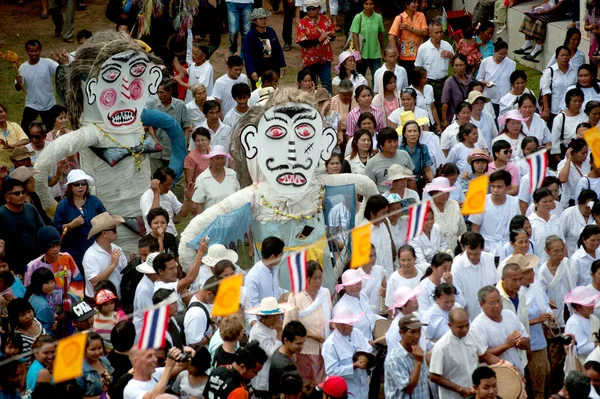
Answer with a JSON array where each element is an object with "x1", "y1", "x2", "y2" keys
[
  {"x1": 266, "y1": 125, "x2": 287, "y2": 139},
  {"x1": 296, "y1": 123, "x2": 315, "y2": 140},
  {"x1": 102, "y1": 68, "x2": 121, "y2": 83},
  {"x1": 130, "y1": 63, "x2": 147, "y2": 77}
]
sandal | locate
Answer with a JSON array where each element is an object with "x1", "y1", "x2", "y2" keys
[{"x1": 514, "y1": 47, "x2": 531, "y2": 55}]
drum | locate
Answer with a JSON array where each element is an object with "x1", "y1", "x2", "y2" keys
[{"x1": 490, "y1": 364, "x2": 524, "y2": 399}]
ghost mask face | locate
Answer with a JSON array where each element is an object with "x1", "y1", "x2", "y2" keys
[
  {"x1": 242, "y1": 102, "x2": 336, "y2": 195},
  {"x1": 85, "y1": 50, "x2": 161, "y2": 130}
]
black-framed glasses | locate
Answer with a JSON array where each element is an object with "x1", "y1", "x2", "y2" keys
[
  {"x1": 6, "y1": 190, "x2": 25, "y2": 196},
  {"x1": 72, "y1": 182, "x2": 88, "y2": 187},
  {"x1": 401, "y1": 87, "x2": 416, "y2": 95},
  {"x1": 306, "y1": 6, "x2": 318, "y2": 10}
]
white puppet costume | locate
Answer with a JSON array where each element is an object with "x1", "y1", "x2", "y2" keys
[
  {"x1": 34, "y1": 31, "x2": 186, "y2": 256},
  {"x1": 179, "y1": 89, "x2": 378, "y2": 290}
]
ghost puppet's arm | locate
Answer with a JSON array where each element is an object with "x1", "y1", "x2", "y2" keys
[{"x1": 34, "y1": 128, "x2": 100, "y2": 210}]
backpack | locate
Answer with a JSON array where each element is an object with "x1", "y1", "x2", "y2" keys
[
  {"x1": 119, "y1": 258, "x2": 144, "y2": 315},
  {"x1": 186, "y1": 301, "x2": 216, "y2": 344}
]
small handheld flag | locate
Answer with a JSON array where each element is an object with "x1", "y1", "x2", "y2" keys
[
  {"x1": 287, "y1": 249, "x2": 308, "y2": 294},
  {"x1": 212, "y1": 274, "x2": 243, "y2": 317},
  {"x1": 584, "y1": 127, "x2": 600, "y2": 168},
  {"x1": 351, "y1": 223, "x2": 372, "y2": 269},
  {"x1": 138, "y1": 304, "x2": 170, "y2": 350},
  {"x1": 527, "y1": 149, "x2": 548, "y2": 194},
  {"x1": 53, "y1": 333, "x2": 87, "y2": 383},
  {"x1": 406, "y1": 201, "x2": 430, "y2": 242},
  {"x1": 462, "y1": 174, "x2": 489, "y2": 215}
]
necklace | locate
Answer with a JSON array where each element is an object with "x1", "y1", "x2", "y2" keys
[
  {"x1": 260, "y1": 186, "x2": 325, "y2": 220},
  {"x1": 94, "y1": 124, "x2": 146, "y2": 171}
]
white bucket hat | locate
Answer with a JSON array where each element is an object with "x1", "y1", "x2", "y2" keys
[
  {"x1": 136, "y1": 252, "x2": 160, "y2": 274},
  {"x1": 202, "y1": 244, "x2": 239, "y2": 267},
  {"x1": 66, "y1": 169, "x2": 94, "y2": 186},
  {"x1": 246, "y1": 296, "x2": 294, "y2": 315}
]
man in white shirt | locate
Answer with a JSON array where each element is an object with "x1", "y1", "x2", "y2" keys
[
  {"x1": 496, "y1": 262, "x2": 529, "y2": 334},
  {"x1": 470, "y1": 286, "x2": 530, "y2": 373},
  {"x1": 139, "y1": 167, "x2": 192, "y2": 236},
  {"x1": 133, "y1": 252, "x2": 160, "y2": 337},
  {"x1": 82, "y1": 212, "x2": 128, "y2": 298},
  {"x1": 430, "y1": 308, "x2": 502, "y2": 399},
  {"x1": 244, "y1": 236, "x2": 286, "y2": 308},
  {"x1": 561, "y1": 189, "x2": 598, "y2": 256},
  {"x1": 469, "y1": 170, "x2": 520, "y2": 258},
  {"x1": 451, "y1": 232, "x2": 498, "y2": 321},
  {"x1": 184, "y1": 275, "x2": 221, "y2": 348},
  {"x1": 174, "y1": 43, "x2": 214, "y2": 103},
  {"x1": 212, "y1": 55, "x2": 250, "y2": 116},
  {"x1": 124, "y1": 347, "x2": 186, "y2": 399},
  {"x1": 16, "y1": 39, "x2": 60, "y2": 131}
]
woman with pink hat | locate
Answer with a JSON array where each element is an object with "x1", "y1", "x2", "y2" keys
[
  {"x1": 385, "y1": 284, "x2": 427, "y2": 351},
  {"x1": 322, "y1": 305, "x2": 373, "y2": 399},
  {"x1": 424, "y1": 176, "x2": 466, "y2": 250},
  {"x1": 191, "y1": 145, "x2": 239, "y2": 215},
  {"x1": 564, "y1": 285, "x2": 600, "y2": 362},
  {"x1": 492, "y1": 109, "x2": 530, "y2": 162},
  {"x1": 332, "y1": 51, "x2": 367, "y2": 96}
]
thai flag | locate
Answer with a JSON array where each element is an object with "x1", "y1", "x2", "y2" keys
[
  {"x1": 406, "y1": 201, "x2": 430, "y2": 242},
  {"x1": 527, "y1": 149, "x2": 548, "y2": 194},
  {"x1": 287, "y1": 249, "x2": 308, "y2": 294},
  {"x1": 138, "y1": 305, "x2": 170, "y2": 350}
]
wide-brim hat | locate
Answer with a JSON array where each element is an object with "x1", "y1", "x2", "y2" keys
[
  {"x1": 505, "y1": 253, "x2": 539, "y2": 271},
  {"x1": 352, "y1": 351, "x2": 377, "y2": 369},
  {"x1": 246, "y1": 296, "x2": 294, "y2": 315},
  {"x1": 10, "y1": 146, "x2": 35, "y2": 161},
  {"x1": 467, "y1": 149, "x2": 492, "y2": 164},
  {"x1": 201, "y1": 144, "x2": 232, "y2": 160},
  {"x1": 95, "y1": 289, "x2": 117, "y2": 305},
  {"x1": 390, "y1": 285, "x2": 424, "y2": 310},
  {"x1": 334, "y1": 51, "x2": 361, "y2": 72},
  {"x1": 565, "y1": 286, "x2": 600, "y2": 307},
  {"x1": 257, "y1": 87, "x2": 275, "y2": 106},
  {"x1": 498, "y1": 109, "x2": 529, "y2": 126},
  {"x1": 423, "y1": 177, "x2": 457, "y2": 194},
  {"x1": 9, "y1": 166, "x2": 38, "y2": 182},
  {"x1": 136, "y1": 252, "x2": 160, "y2": 274},
  {"x1": 315, "y1": 87, "x2": 331, "y2": 103},
  {"x1": 385, "y1": 164, "x2": 415, "y2": 182},
  {"x1": 202, "y1": 244, "x2": 238, "y2": 267},
  {"x1": 250, "y1": 7, "x2": 271, "y2": 21},
  {"x1": 66, "y1": 169, "x2": 94, "y2": 186},
  {"x1": 335, "y1": 269, "x2": 372, "y2": 293},
  {"x1": 87, "y1": 212, "x2": 125, "y2": 239},
  {"x1": 304, "y1": 0, "x2": 326, "y2": 8},
  {"x1": 467, "y1": 90, "x2": 491, "y2": 105},
  {"x1": 399, "y1": 111, "x2": 429, "y2": 127},
  {"x1": 329, "y1": 305, "x2": 364, "y2": 325},
  {"x1": 373, "y1": 319, "x2": 391, "y2": 344}
]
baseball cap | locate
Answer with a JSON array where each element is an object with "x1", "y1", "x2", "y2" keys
[
  {"x1": 69, "y1": 300, "x2": 96, "y2": 322},
  {"x1": 399, "y1": 315, "x2": 423, "y2": 330},
  {"x1": 318, "y1": 376, "x2": 352, "y2": 398}
]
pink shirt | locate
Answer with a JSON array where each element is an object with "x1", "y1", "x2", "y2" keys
[
  {"x1": 346, "y1": 105, "x2": 385, "y2": 138},
  {"x1": 487, "y1": 162, "x2": 519, "y2": 186},
  {"x1": 184, "y1": 148, "x2": 211, "y2": 183}
]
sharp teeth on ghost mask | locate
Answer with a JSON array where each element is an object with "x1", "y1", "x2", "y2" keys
[
  {"x1": 107, "y1": 109, "x2": 137, "y2": 126},
  {"x1": 276, "y1": 173, "x2": 307, "y2": 186}
]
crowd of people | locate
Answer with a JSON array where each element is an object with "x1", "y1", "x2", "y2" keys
[{"x1": 6, "y1": 0, "x2": 600, "y2": 398}]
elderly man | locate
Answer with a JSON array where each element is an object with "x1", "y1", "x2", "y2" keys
[
  {"x1": 471, "y1": 286, "x2": 530, "y2": 373},
  {"x1": 497, "y1": 258, "x2": 531, "y2": 334},
  {"x1": 429, "y1": 308, "x2": 502, "y2": 399}
]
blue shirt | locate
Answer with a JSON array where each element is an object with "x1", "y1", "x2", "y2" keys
[
  {"x1": 398, "y1": 144, "x2": 432, "y2": 177},
  {"x1": 384, "y1": 344, "x2": 430, "y2": 399},
  {"x1": 244, "y1": 261, "x2": 285, "y2": 308},
  {"x1": 76, "y1": 357, "x2": 114, "y2": 397},
  {"x1": 24, "y1": 360, "x2": 53, "y2": 399},
  {"x1": 11, "y1": 278, "x2": 25, "y2": 298},
  {"x1": 28, "y1": 294, "x2": 55, "y2": 334},
  {"x1": 476, "y1": 37, "x2": 494, "y2": 59}
]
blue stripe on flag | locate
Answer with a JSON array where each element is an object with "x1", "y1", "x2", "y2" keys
[{"x1": 146, "y1": 308, "x2": 159, "y2": 347}]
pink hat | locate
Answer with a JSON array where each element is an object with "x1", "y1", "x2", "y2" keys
[
  {"x1": 565, "y1": 286, "x2": 600, "y2": 307},
  {"x1": 389, "y1": 285, "x2": 424, "y2": 310},
  {"x1": 335, "y1": 269, "x2": 373, "y2": 293},
  {"x1": 329, "y1": 305, "x2": 365, "y2": 325},
  {"x1": 423, "y1": 177, "x2": 457, "y2": 194},
  {"x1": 498, "y1": 109, "x2": 529, "y2": 126},
  {"x1": 201, "y1": 145, "x2": 233, "y2": 160},
  {"x1": 334, "y1": 51, "x2": 361, "y2": 72}
]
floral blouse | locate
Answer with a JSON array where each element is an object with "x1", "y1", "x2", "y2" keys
[{"x1": 297, "y1": 15, "x2": 335, "y2": 67}]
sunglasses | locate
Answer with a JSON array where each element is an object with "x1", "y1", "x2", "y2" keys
[
  {"x1": 401, "y1": 88, "x2": 416, "y2": 95},
  {"x1": 501, "y1": 149, "x2": 513, "y2": 155},
  {"x1": 306, "y1": 6, "x2": 318, "y2": 10},
  {"x1": 7, "y1": 190, "x2": 25, "y2": 196},
  {"x1": 72, "y1": 182, "x2": 88, "y2": 187},
  {"x1": 104, "y1": 227, "x2": 117, "y2": 233},
  {"x1": 30, "y1": 135, "x2": 43, "y2": 140}
]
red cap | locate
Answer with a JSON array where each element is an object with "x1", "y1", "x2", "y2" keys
[{"x1": 318, "y1": 376, "x2": 352, "y2": 398}]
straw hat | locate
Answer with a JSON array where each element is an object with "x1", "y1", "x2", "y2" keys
[
  {"x1": 9, "y1": 166, "x2": 38, "y2": 182},
  {"x1": 389, "y1": 285, "x2": 424, "y2": 310},
  {"x1": 87, "y1": 212, "x2": 125, "y2": 239},
  {"x1": 10, "y1": 146, "x2": 35, "y2": 161},
  {"x1": 504, "y1": 253, "x2": 539, "y2": 271},
  {"x1": 66, "y1": 169, "x2": 94, "y2": 186},
  {"x1": 498, "y1": 109, "x2": 529, "y2": 126},
  {"x1": 246, "y1": 296, "x2": 294, "y2": 315},
  {"x1": 373, "y1": 319, "x2": 391, "y2": 344},
  {"x1": 467, "y1": 90, "x2": 491, "y2": 104},
  {"x1": 201, "y1": 145, "x2": 233, "y2": 160},
  {"x1": 250, "y1": 7, "x2": 271, "y2": 21},
  {"x1": 467, "y1": 149, "x2": 492, "y2": 164},
  {"x1": 304, "y1": 0, "x2": 326, "y2": 8},
  {"x1": 335, "y1": 269, "x2": 372, "y2": 293},
  {"x1": 136, "y1": 252, "x2": 160, "y2": 274},
  {"x1": 202, "y1": 244, "x2": 238, "y2": 267},
  {"x1": 329, "y1": 305, "x2": 364, "y2": 325},
  {"x1": 334, "y1": 51, "x2": 361, "y2": 72},
  {"x1": 423, "y1": 177, "x2": 457, "y2": 194},
  {"x1": 565, "y1": 286, "x2": 600, "y2": 307},
  {"x1": 95, "y1": 289, "x2": 117, "y2": 305},
  {"x1": 352, "y1": 350, "x2": 377, "y2": 369},
  {"x1": 315, "y1": 88, "x2": 331, "y2": 103},
  {"x1": 385, "y1": 164, "x2": 415, "y2": 182},
  {"x1": 399, "y1": 111, "x2": 429, "y2": 127},
  {"x1": 257, "y1": 86, "x2": 276, "y2": 106}
]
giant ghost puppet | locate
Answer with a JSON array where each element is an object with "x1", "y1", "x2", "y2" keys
[
  {"x1": 34, "y1": 31, "x2": 186, "y2": 254},
  {"x1": 179, "y1": 88, "x2": 378, "y2": 290}
]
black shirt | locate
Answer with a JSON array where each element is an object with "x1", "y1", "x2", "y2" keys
[
  {"x1": 203, "y1": 364, "x2": 249, "y2": 399},
  {"x1": 268, "y1": 350, "x2": 296, "y2": 395},
  {"x1": 107, "y1": 350, "x2": 133, "y2": 380},
  {"x1": 213, "y1": 345, "x2": 237, "y2": 369}
]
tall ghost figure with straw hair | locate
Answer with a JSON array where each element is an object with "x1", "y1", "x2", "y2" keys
[
  {"x1": 178, "y1": 88, "x2": 379, "y2": 290},
  {"x1": 34, "y1": 31, "x2": 186, "y2": 255}
]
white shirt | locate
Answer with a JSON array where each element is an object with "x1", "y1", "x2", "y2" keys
[
  {"x1": 440, "y1": 121, "x2": 488, "y2": 151},
  {"x1": 469, "y1": 195, "x2": 520, "y2": 257},
  {"x1": 575, "y1": 175, "x2": 600, "y2": 200},
  {"x1": 446, "y1": 142, "x2": 482, "y2": 174},
  {"x1": 429, "y1": 331, "x2": 487, "y2": 399},
  {"x1": 133, "y1": 275, "x2": 155, "y2": 339},
  {"x1": 184, "y1": 296, "x2": 211, "y2": 345},
  {"x1": 360, "y1": 265, "x2": 385, "y2": 313},
  {"x1": 185, "y1": 61, "x2": 214, "y2": 103},
  {"x1": 537, "y1": 258, "x2": 575, "y2": 326},
  {"x1": 386, "y1": 311, "x2": 428, "y2": 351},
  {"x1": 335, "y1": 292, "x2": 383, "y2": 340},
  {"x1": 491, "y1": 133, "x2": 525, "y2": 161},
  {"x1": 82, "y1": 241, "x2": 127, "y2": 298},
  {"x1": 370, "y1": 222, "x2": 395, "y2": 279},
  {"x1": 418, "y1": 278, "x2": 466, "y2": 315},
  {"x1": 409, "y1": 224, "x2": 447, "y2": 273},
  {"x1": 561, "y1": 205, "x2": 596, "y2": 257},
  {"x1": 222, "y1": 108, "x2": 247, "y2": 134},
  {"x1": 518, "y1": 170, "x2": 558, "y2": 207},
  {"x1": 471, "y1": 310, "x2": 529, "y2": 373},
  {"x1": 559, "y1": 84, "x2": 600, "y2": 111},
  {"x1": 571, "y1": 246, "x2": 600, "y2": 286},
  {"x1": 18, "y1": 58, "x2": 59, "y2": 111},
  {"x1": 478, "y1": 57, "x2": 516, "y2": 104},
  {"x1": 332, "y1": 74, "x2": 368, "y2": 94},
  {"x1": 550, "y1": 111, "x2": 587, "y2": 154},
  {"x1": 387, "y1": 106, "x2": 429, "y2": 128},
  {"x1": 244, "y1": 261, "x2": 285, "y2": 308},
  {"x1": 212, "y1": 73, "x2": 249, "y2": 116},
  {"x1": 186, "y1": 100, "x2": 207, "y2": 128},
  {"x1": 471, "y1": 111, "x2": 498, "y2": 149},
  {"x1": 558, "y1": 158, "x2": 591, "y2": 208},
  {"x1": 385, "y1": 270, "x2": 423, "y2": 309},
  {"x1": 412, "y1": 84, "x2": 436, "y2": 125},
  {"x1": 451, "y1": 252, "x2": 498, "y2": 321},
  {"x1": 123, "y1": 368, "x2": 164, "y2": 399},
  {"x1": 525, "y1": 200, "x2": 563, "y2": 218},
  {"x1": 191, "y1": 167, "x2": 239, "y2": 208},
  {"x1": 498, "y1": 89, "x2": 536, "y2": 117},
  {"x1": 540, "y1": 64, "x2": 578, "y2": 114},
  {"x1": 522, "y1": 114, "x2": 551, "y2": 145},
  {"x1": 139, "y1": 189, "x2": 182, "y2": 236},
  {"x1": 249, "y1": 321, "x2": 282, "y2": 391},
  {"x1": 373, "y1": 64, "x2": 408, "y2": 94},
  {"x1": 528, "y1": 212, "x2": 564, "y2": 264},
  {"x1": 196, "y1": 120, "x2": 232, "y2": 152},
  {"x1": 153, "y1": 280, "x2": 184, "y2": 312},
  {"x1": 414, "y1": 39, "x2": 453, "y2": 80}
]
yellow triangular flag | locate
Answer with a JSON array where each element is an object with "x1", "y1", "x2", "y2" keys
[
  {"x1": 584, "y1": 126, "x2": 600, "y2": 168},
  {"x1": 212, "y1": 274, "x2": 243, "y2": 317},
  {"x1": 462, "y1": 174, "x2": 489, "y2": 215},
  {"x1": 351, "y1": 223, "x2": 372, "y2": 269},
  {"x1": 53, "y1": 332, "x2": 87, "y2": 383}
]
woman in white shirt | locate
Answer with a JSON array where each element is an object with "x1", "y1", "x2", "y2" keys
[
  {"x1": 385, "y1": 193, "x2": 409, "y2": 252},
  {"x1": 586, "y1": 101, "x2": 600, "y2": 127},
  {"x1": 520, "y1": 93, "x2": 551, "y2": 147},
  {"x1": 477, "y1": 39, "x2": 516, "y2": 117},
  {"x1": 440, "y1": 101, "x2": 472, "y2": 157},
  {"x1": 364, "y1": 195, "x2": 395, "y2": 278},
  {"x1": 411, "y1": 67, "x2": 440, "y2": 131},
  {"x1": 409, "y1": 211, "x2": 448, "y2": 273},
  {"x1": 192, "y1": 145, "x2": 239, "y2": 214},
  {"x1": 498, "y1": 229, "x2": 538, "y2": 277},
  {"x1": 421, "y1": 283, "x2": 460, "y2": 343},
  {"x1": 186, "y1": 84, "x2": 209, "y2": 128},
  {"x1": 385, "y1": 245, "x2": 423, "y2": 308},
  {"x1": 565, "y1": 286, "x2": 600, "y2": 363},
  {"x1": 332, "y1": 51, "x2": 368, "y2": 95},
  {"x1": 469, "y1": 91, "x2": 498, "y2": 149},
  {"x1": 499, "y1": 215, "x2": 536, "y2": 262},
  {"x1": 557, "y1": 138, "x2": 590, "y2": 208},
  {"x1": 492, "y1": 110, "x2": 529, "y2": 161},
  {"x1": 559, "y1": 64, "x2": 600, "y2": 111},
  {"x1": 424, "y1": 177, "x2": 467, "y2": 251},
  {"x1": 446, "y1": 123, "x2": 483, "y2": 174},
  {"x1": 359, "y1": 245, "x2": 387, "y2": 315},
  {"x1": 572, "y1": 225, "x2": 600, "y2": 286},
  {"x1": 343, "y1": 129, "x2": 377, "y2": 174},
  {"x1": 386, "y1": 87, "x2": 430, "y2": 131},
  {"x1": 560, "y1": 189, "x2": 597, "y2": 256},
  {"x1": 499, "y1": 70, "x2": 537, "y2": 117},
  {"x1": 417, "y1": 252, "x2": 455, "y2": 313},
  {"x1": 528, "y1": 188, "x2": 564, "y2": 264},
  {"x1": 551, "y1": 87, "x2": 587, "y2": 156}
]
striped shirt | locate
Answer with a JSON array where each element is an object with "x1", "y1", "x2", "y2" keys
[
  {"x1": 384, "y1": 344, "x2": 430, "y2": 399},
  {"x1": 346, "y1": 105, "x2": 385, "y2": 138},
  {"x1": 17, "y1": 319, "x2": 46, "y2": 359},
  {"x1": 93, "y1": 311, "x2": 127, "y2": 351}
]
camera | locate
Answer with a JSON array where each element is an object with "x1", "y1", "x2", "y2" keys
[{"x1": 557, "y1": 334, "x2": 572, "y2": 345}]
